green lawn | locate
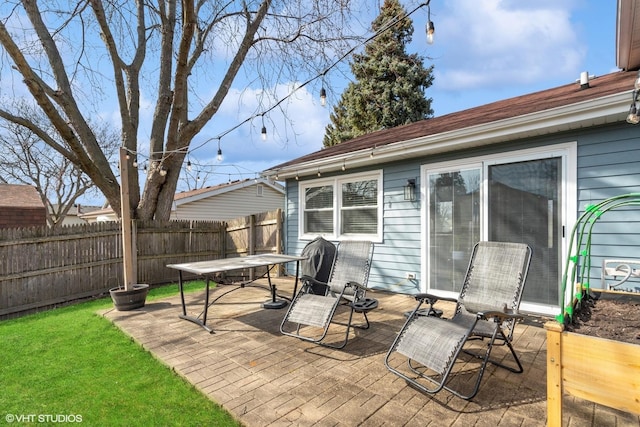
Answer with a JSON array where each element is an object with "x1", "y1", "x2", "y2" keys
[{"x1": 0, "y1": 282, "x2": 241, "y2": 426}]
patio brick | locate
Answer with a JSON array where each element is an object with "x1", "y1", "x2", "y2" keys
[{"x1": 103, "y1": 277, "x2": 640, "y2": 427}]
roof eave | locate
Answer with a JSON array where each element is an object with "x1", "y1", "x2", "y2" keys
[{"x1": 264, "y1": 91, "x2": 630, "y2": 181}]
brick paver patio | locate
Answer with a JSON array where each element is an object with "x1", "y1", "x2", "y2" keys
[{"x1": 102, "y1": 278, "x2": 640, "y2": 426}]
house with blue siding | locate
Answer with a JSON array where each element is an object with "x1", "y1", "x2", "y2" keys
[{"x1": 262, "y1": 3, "x2": 640, "y2": 317}]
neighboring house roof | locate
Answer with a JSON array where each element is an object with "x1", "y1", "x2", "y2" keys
[
  {"x1": 50, "y1": 204, "x2": 102, "y2": 216},
  {"x1": 0, "y1": 184, "x2": 44, "y2": 208},
  {"x1": 78, "y1": 206, "x2": 118, "y2": 222},
  {"x1": 264, "y1": 70, "x2": 637, "y2": 180},
  {"x1": 79, "y1": 178, "x2": 283, "y2": 221}
]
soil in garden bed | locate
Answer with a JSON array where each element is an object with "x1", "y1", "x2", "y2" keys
[{"x1": 565, "y1": 292, "x2": 640, "y2": 344}]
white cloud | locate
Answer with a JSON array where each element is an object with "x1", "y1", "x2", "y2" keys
[{"x1": 433, "y1": 0, "x2": 585, "y2": 91}]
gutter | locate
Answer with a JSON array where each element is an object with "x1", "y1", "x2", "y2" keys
[{"x1": 263, "y1": 91, "x2": 630, "y2": 181}]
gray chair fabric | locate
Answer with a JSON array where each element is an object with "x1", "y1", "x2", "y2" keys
[
  {"x1": 385, "y1": 241, "x2": 532, "y2": 400},
  {"x1": 280, "y1": 240, "x2": 374, "y2": 348}
]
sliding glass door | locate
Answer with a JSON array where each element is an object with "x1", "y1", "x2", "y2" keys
[
  {"x1": 428, "y1": 166, "x2": 481, "y2": 293},
  {"x1": 424, "y1": 145, "x2": 573, "y2": 313},
  {"x1": 487, "y1": 158, "x2": 561, "y2": 307}
]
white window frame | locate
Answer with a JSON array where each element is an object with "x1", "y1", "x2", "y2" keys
[
  {"x1": 298, "y1": 170, "x2": 383, "y2": 242},
  {"x1": 420, "y1": 142, "x2": 577, "y2": 316}
]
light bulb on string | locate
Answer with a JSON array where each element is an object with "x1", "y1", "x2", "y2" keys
[
  {"x1": 320, "y1": 87, "x2": 327, "y2": 107},
  {"x1": 261, "y1": 114, "x2": 267, "y2": 141},
  {"x1": 426, "y1": 21, "x2": 435, "y2": 44},
  {"x1": 217, "y1": 139, "x2": 223, "y2": 162},
  {"x1": 186, "y1": 160, "x2": 192, "y2": 171},
  {"x1": 426, "y1": 4, "x2": 435, "y2": 45}
]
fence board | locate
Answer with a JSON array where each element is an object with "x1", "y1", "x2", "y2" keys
[{"x1": 0, "y1": 209, "x2": 282, "y2": 318}]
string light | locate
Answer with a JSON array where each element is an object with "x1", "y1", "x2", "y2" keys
[
  {"x1": 261, "y1": 114, "x2": 267, "y2": 141},
  {"x1": 426, "y1": 2, "x2": 435, "y2": 44},
  {"x1": 116, "y1": 2, "x2": 436, "y2": 182},
  {"x1": 216, "y1": 139, "x2": 223, "y2": 162}
]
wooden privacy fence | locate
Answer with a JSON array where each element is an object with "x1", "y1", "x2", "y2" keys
[{"x1": 0, "y1": 209, "x2": 283, "y2": 318}]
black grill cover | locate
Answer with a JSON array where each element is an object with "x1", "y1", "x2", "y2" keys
[{"x1": 299, "y1": 237, "x2": 336, "y2": 294}]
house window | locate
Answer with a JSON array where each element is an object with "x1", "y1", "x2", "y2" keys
[{"x1": 300, "y1": 171, "x2": 382, "y2": 240}]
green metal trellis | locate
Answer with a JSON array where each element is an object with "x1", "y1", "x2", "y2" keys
[{"x1": 558, "y1": 193, "x2": 640, "y2": 324}]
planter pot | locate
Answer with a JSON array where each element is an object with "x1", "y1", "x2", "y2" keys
[
  {"x1": 109, "y1": 284, "x2": 150, "y2": 311},
  {"x1": 545, "y1": 322, "x2": 640, "y2": 425}
]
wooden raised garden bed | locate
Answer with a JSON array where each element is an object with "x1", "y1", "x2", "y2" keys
[
  {"x1": 545, "y1": 194, "x2": 640, "y2": 425},
  {"x1": 545, "y1": 314, "x2": 640, "y2": 425}
]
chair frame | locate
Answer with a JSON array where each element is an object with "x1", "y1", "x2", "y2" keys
[
  {"x1": 384, "y1": 241, "x2": 532, "y2": 399},
  {"x1": 280, "y1": 240, "x2": 374, "y2": 349}
]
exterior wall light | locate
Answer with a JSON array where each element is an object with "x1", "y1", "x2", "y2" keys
[{"x1": 404, "y1": 179, "x2": 416, "y2": 201}]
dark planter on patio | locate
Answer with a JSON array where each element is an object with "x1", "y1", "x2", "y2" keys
[{"x1": 109, "y1": 284, "x2": 150, "y2": 311}]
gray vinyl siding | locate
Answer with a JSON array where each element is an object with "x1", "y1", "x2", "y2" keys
[
  {"x1": 576, "y1": 123, "x2": 640, "y2": 289},
  {"x1": 283, "y1": 121, "x2": 640, "y2": 295},
  {"x1": 283, "y1": 165, "x2": 422, "y2": 293},
  {"x1": 375, "y1": 164, "x2": 422, "y2": 293},
  {"x1": 172, "y1": 185, "x2": 285, "y2": 222}
]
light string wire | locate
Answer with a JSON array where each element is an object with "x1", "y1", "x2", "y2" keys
[{"x1": 123, "y1": 1, "x2": 432, "y2": 177}]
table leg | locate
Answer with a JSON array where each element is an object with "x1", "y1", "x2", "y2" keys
[
  {"x1": 292, "y1": 260, "x2": 300, "y2": 297},
  {"x1": 262, "y1": 264, "x2": 288, "y2": 309},
  {"x1": 178, "y1": 275, "x2": 214, "y2": 333},
  {"x1": 178, "y1": 271, "x2": 186, "y2": 316}
]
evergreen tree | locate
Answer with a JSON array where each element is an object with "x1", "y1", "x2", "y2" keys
[{"x1": 323, "y1": 0, "x2": 434, "y2": 147}]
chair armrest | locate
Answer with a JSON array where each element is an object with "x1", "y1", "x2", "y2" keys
[
  {"x1": 414, "y1": 293, "x2": 457, "y2": 304},
  {"x1": 301, "y1": 275, "x2": 327, "y2": 286},
  {"x1": 345, "y1": 281, "x2": 365, "y2": 290},
  {"x1": 479, "y1": 309, "x2": 524, "y2": 321}
]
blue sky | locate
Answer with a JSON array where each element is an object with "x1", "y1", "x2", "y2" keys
[
  {"x1": 175, "y1": 0, "x2": 618, "y2": 190},
  {"x1": 80, "y1": 0, "x2": 620, "y2": 203}
]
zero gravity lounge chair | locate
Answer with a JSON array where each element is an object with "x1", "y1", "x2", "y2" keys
[
  {"x1": 280, "y1": 240, "x2": 375, "y2": 348},
  {"x1": 385, "y1": 241, "x2": 532, "y2": 399}
]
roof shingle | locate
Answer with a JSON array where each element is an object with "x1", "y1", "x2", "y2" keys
[{"x1": 270, "y1": 70, "x2": 636, "y2": 170}]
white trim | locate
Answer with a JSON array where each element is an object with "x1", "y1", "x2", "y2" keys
[
  {"x1": 266, "y1": 92, "x2": 627, "y2": 181},
  {"x1": 298, "y1": 170, "x2": 383, "y2": 242},
  {"x1": 420, "y1": 142, "x2": 577, "y2": 316},
  {"x1": 421, "y1": 162, "x2": 483, "y2": 296}
]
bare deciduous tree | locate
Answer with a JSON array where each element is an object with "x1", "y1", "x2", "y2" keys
[
  {"x1": 0, "y1": 104, "x2": 120, "y2": 228},
  {"x1": 0, "y1": 0, "x2": 364, "y2": 220}
]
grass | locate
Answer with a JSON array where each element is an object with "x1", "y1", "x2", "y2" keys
[{"x1": 0, "y1": 281, "x2": 241, "y2": 426}]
